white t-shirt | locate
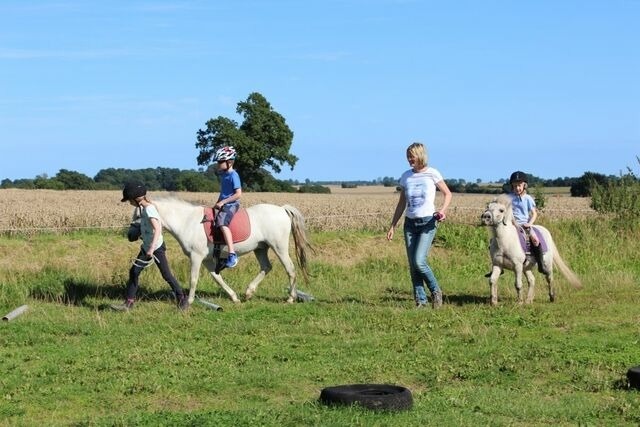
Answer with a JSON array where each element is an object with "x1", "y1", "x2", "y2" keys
[
  {"x1": 399, "y1": 167, "x2": 444, "y2": 219},
  {"x1": 140, "y1": 204, "x2": 163, "y2": 252}
]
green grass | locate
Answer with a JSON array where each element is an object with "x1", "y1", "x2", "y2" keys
[{"x1": 1, "y1": 220, "x2": 640, "y2": 426}]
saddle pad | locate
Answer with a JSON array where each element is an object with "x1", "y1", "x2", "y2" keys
[
  {"x1": 202, "y1": 207, "x2": 251, "y2": 244},
  {"x1": 517, "y1": 226, "x2": 548, "y2": 254}
]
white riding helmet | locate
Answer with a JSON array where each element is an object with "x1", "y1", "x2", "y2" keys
[{"x1": 215, "y1": 146, "x2": 237, "y2": 161}]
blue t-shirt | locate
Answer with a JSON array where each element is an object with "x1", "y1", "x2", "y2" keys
[
  {"x1": 510, "y1": 192, "x2": 536, "y2": 225},
  {"x1": 218, "y1": 170, "x2": 241, "y2": 204}
]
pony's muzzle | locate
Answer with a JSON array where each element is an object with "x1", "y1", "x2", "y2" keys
[{"x1": 481, "y1": 211, "x2": 494, "y2": 225}]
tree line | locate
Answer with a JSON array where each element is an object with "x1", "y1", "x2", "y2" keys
[
  {"x1": 1, "y1": 167, "x2": 630, "y2": 198},
  {"x1": 446, "y1": 172, "x2": 624, "y2": 196}
]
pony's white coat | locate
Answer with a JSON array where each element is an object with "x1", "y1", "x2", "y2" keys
[
  {"x1": 151, "y1": 197, "x2": 312, "y2": 304},
  {"x1": 481, "y1": 194, "x2": 582, "y2": 305}
]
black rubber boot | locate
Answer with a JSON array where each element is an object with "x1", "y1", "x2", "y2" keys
[
  {"x1": 177, "y1": 293, "x2": 190, "y2": 311},
  {"x1": 530, "y1": 244, "x2": 549, "y2": 275}
]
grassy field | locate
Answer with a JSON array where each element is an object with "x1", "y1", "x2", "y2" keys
[{"x1": 1, "y1": 188, "x2": 639, "y2": 426}]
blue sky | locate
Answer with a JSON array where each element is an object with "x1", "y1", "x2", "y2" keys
[{"x1": 1, "y1": 1, "x2": 638, "y2": 183}]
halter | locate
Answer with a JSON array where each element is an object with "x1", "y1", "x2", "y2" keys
[{"x1": 482, "y1": 204, "x2": 509, "y2": 227}]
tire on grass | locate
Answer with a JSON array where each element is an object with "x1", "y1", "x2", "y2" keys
[
  {"x1": 627, "y1": 366, "x2": 640, "y2": 389},
  {"x1": 319, "y1": 384, "x2": 413, "y2": 411}
]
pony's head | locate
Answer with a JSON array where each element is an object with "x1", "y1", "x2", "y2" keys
[{"x1": 481, "y1": 195, "x2": 514, "y2": 226}]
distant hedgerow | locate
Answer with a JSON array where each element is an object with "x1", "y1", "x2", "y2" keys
[{"x1": 297, "y1": 184, "x2": 331, "y2": 194}]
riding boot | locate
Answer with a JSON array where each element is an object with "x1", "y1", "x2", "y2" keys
[{"x1": 530, "y1": 244, "x2": 549, "y2": 275}]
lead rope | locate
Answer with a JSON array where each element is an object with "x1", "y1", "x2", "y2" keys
[{"x1": 132, "y1": 254, "x2": 159, "y2": 268}]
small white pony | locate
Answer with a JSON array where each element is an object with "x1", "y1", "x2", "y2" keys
[
  {"x1": 481, "y1": 194, "x2": 582, "y2": 305},
  {"x1": 151, "y1": 197, "x2": 312, "y2": 305}
]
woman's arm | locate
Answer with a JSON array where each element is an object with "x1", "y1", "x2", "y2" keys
[
  {"x1": 435, "y1": 180, "x2": 452, "y2": 220},
  {"x1": 387, "y1": 191, "x2": 406, "y2": 241}
]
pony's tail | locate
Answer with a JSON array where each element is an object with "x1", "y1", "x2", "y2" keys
[
  {"x1": 283, "y1": 204, "x2": 314, "y2": 283},
  {"x1": 550, "y1": 239, "x2": 583, "y2": 289}
]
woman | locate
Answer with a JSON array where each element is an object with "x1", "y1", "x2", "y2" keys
[{"x1": 387, "y1": 142, "x2": 452, "y2": 308}]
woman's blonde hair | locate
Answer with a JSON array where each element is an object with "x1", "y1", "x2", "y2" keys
[{"x1": 406, "y1": 142, "x2": 428, "y2": 169}]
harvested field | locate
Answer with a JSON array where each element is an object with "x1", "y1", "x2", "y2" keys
[{"x1": 0, "y1": 186, "x2": 596, "y2": 234}]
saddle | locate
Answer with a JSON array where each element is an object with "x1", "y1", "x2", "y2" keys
[
  {"x1": 516, "y1": 226, "x2": 548, "y2": 254},
  {"x1": 201, "y1": 207, "x2": 251, "y2": 244}
]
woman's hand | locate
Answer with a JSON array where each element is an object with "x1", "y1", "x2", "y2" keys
[
  {"x1": 386, "y1": 227, "x2": 395, "y2": 241},
  {"x1": 434, "y1": 211, "x2": 446, "y2": 221}
]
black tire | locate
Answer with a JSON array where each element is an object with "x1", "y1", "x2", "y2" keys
[
  {"x1": 319, "y1": 384, "x2": 413, "y2": 411},
  {"x1": 627, "y1": 366, "x2": 640, "y2": 389}
]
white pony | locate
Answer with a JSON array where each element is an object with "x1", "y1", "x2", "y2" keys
[
  {"x1": 151, "y1": 197, "x2": 312, "y2": 305},
  {"x1": 481, "y1": 194, "x2": 582, "y2": 305}
]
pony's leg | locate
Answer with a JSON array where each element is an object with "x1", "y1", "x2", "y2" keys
[
  {"x1": 544, "y1": 252, "x2": 555, "y2": 302},
  {"x1": 546, "y1": 274, "x2": 555, "y2": 302},
  {"x1": 186, "y1": 253, "x2": 205, "y2": 305},
  {"x1": 270, "y1": 245, "x2": 297, "y2": 303},
  {"x1": 201, "y1": 257, "x2": 241, "y2": 303},
  {"x1": 244, "y1": 247, "x2": 272, "y2": 301},
  {"x1": 524, "y1": 269, "x2": 536, "y2": 304},
  {"x1": 513, "y1": 264, "x2": 525, "y2": 304},
  {"x1": 488, "y1": 266, "x2": 502, "y2": 306}
]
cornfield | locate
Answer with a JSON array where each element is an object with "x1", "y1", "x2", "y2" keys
[{"x1": 0, "y1": 187, "x2": 596, "y2": 235}]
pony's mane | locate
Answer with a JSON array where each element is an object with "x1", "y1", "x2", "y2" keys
[
  {"x1": 495, "y1": 193, "x2": 513, "y2": 208},
  {"x1": 153, "y1": 195, "x2": 201, "y2": 207}
]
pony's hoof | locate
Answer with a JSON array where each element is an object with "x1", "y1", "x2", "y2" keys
[
  {"x1": 286, "y1": 297, "x2": 295, "y2": 304},
  {"x1": 549, "y1": 294, "x2": 556, "y2": 302}
]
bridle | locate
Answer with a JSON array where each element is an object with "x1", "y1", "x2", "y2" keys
[{"x1": 482, "y1": 204, "x2": 509, "y2": 227}]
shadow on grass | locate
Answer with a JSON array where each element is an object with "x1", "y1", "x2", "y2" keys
[
  {"x1": 28, "y1": 279, "x2": 488, "y2": 310},
  {"x1": 383, "y1": 286, "x2": 487, "y2": 306},
  {"x1": 28, "y1": 278, "x2": 205, "y2": 311},
  {"x1": 613, "y1": 377, "x2": 635, "y2": 391},
  {"x1": 444, "y1": 293, "x2": 488, "y2": 306}
]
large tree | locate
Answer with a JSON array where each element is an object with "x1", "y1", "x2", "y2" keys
[
  {"x1": 570, "y1": 171, "x2": 609, "y2": 197},
  {"x1": 195, "y1": 92, "x2": 297, "y2": 190},
  {"x1": 55, "y1": 169, "x2": 94, "y2": 190}
]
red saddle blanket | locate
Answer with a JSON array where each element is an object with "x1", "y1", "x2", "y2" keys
[{"x1": 202, "y1": 207, "x2": 251, "y2": 244}]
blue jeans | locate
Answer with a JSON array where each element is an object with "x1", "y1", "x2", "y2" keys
[{"x1": 403, "y1": 216, "x2": 441, "y2": 305}]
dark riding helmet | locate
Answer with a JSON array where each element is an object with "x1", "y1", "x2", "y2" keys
[
  {"x1": 509, "y1": 171, "x2": 528, "y2": 184},
  {"x1": 121, "y1": 181, "x2": 147, "y2": 202}
]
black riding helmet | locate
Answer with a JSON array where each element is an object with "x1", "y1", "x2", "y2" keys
[
  {"x1": 121, "y1": 181, "x2": 147, "y2": 202},
  {"x1": 509, "y1": 171, "x2": 528, "y2": 184}
]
